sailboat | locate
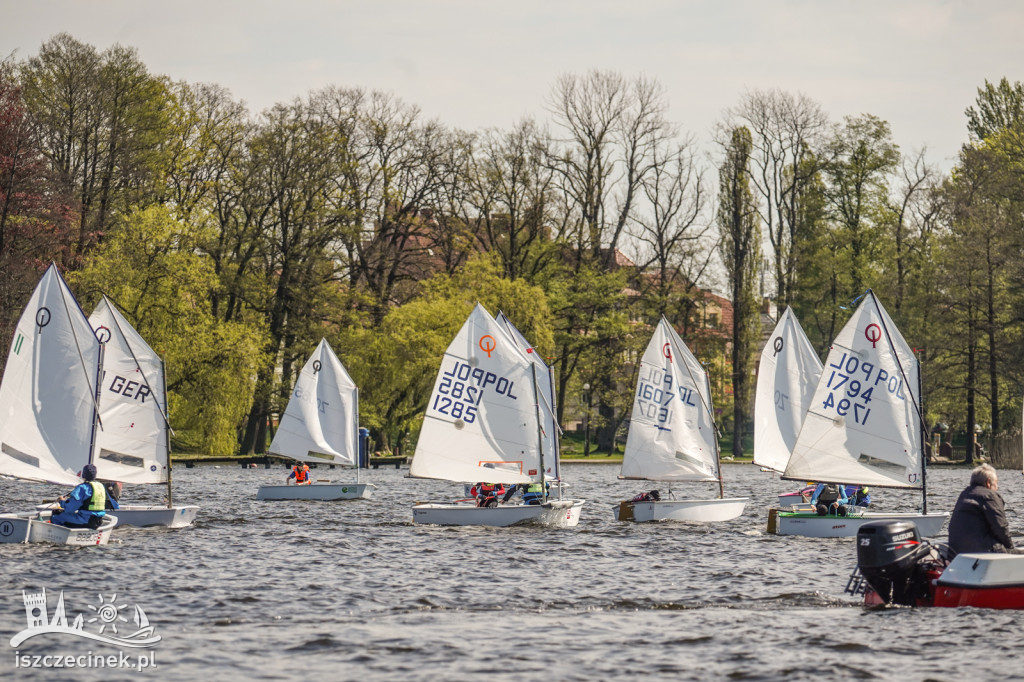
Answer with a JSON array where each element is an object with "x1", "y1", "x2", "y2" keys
[
  {"x1": 752, "y1": 307, "x2": 822, "y2": 507},
  {"x1": 0, "y1": 264, "x2": 117, "y2": 544},
  {"x1": 494, "y1": 310, "x2": 567, "y2": 497},
  {"x1": 615, "y1": 317, "x2": 748, "y2": 523},
  {"x1": 85, "y1": 297, "x2": 199, "y2": 527},
  {"x1": 256, "y1": 339, "x2": 374, "y2": 501},
  {"x1": 410, "y1": 304, "x2": 585, "y2": 527},
  {"x1": 770, "y1": 290, "x2": 949, "y2": 537}
]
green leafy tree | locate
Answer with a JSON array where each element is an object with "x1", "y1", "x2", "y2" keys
[{"x1": 70, "y1": 206, "x2": 267, "y2": 454}]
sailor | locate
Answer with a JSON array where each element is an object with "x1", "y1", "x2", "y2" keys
[
  {"x1": 50, "y1": 464, "x2": 114, "y2": 528},
  {"x1": 948, "y1": 463, "x2": 1016, "y2": 557},
  {"x1": 631, "y1": 490, "x2": 661, "y2": 503},
  {"x1": 474, "y1": 482, "x2": 505, "y2": 507},
  {"x1": 810, "y1": 482, "x2": 849, "y2": 516},
  {"x1": 288, "y1": 463, "x2": 312, "y2": 485},
  {"x1": 502, "y1": 482, "x2": 548, "y2": 505},
  {"x1": 845, "y1": 485, "x2": 871, "y2": 507},
  {"x1": 103, "y1": 480, "x2": 123, "y2": 510}
]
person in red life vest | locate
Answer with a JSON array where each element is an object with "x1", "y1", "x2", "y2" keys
[
  {"x1": 473, "y1": 482, "x2": 506, "y2": 507},
  {"x1": 288, "y1": 463, "x2": 312, "y2": 485}
]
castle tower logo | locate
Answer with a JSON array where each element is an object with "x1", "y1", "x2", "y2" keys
[{"x1": 10, "y1": 588, "x2": 161, "y2": 649}]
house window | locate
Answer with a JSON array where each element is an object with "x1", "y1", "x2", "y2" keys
[{"x1": 706, "y1": 313, "x2": 718, "y2": 328}]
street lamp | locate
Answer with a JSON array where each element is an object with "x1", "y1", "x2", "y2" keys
[{"x1": 583, "y1": 383, "x2": 591, "y2": 457}]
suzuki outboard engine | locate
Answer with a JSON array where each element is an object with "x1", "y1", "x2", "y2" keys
[{"x1": 856, "y1": 520, "x2": 946, "y2": 606}]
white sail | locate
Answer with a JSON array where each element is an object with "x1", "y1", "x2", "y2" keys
[
  {"x1": 620, "y1": 317, "x2": 719, "y2": 482},
  {"x1": 89, "y1": 297, "x2": 168, "y2": 484},
  {"x1": 753, "y1": 307, "x2": 823, "y2": 472},
  {"x1": 784, "y1": 291, "x2": 923, "y2": 488},
  {"x1": 494, "y1": 311, "x2": 560, "y2": 481},
  {"x1": 410, "y1": 303, "x2": 543, "y2": 485},
  {"x1": 269, "y1": 339, "x2": 359, "y2": 466},
  {"x1": 0, "y1": 264, "x2": 100, "y2": 485}
]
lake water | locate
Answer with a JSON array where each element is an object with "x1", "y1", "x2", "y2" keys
[{"x1": 1, "y1": 462, "x2": 1021, "y2": 681}]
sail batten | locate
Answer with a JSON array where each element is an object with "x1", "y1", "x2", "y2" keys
[{"x1": 783, "y1": 291, "x2": 923, "y2": 489}]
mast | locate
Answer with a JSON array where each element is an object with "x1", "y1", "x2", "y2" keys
[
  {"x1": 532, "y1": 364, "x2": 547, "y2": 503},
  {"x1": 88, "y1": 344, "x2": 105, "y2": 467},
  {"x1": 162, "y1": 356, "x2": 173, "y2": 508},
  {"x1": 918, "y1": 354, "x2": 927, "y2": 515},
  {"x1": 354, "y1": 386, "x2": 360, "y2": 485}
]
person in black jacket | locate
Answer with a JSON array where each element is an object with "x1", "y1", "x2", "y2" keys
[{"x1": 948, "y1": 463, "x2": 1016, "y2": 556}]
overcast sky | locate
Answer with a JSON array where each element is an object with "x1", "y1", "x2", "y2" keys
[{"x1": 4, "y1": 1, "x2": 1022, "y2": 172}]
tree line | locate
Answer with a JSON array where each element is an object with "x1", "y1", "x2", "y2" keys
[{"x1": 1, "y1": 33, "x2": 1022, "y2": 462}]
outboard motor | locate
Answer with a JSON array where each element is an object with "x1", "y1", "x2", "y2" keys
[{"x1": 856, "y1": 521, "x2": 944, "y2": 606}]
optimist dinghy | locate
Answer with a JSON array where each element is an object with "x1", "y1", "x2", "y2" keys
[
  {"x1": 770, "y1": 290, "x2": 948, "y2": 537},
  {"x1": 614, "y1": 317, "x2": 747, "y2": 523},
  {"x1": 410, "y1": 304, "x2": 584, "y2": 527},
  {"x1": 0, "y1": 265, "x2": 117, "y2": 545},
  {"x1": 85, "y1": 297, "x2": 199, "y2": 527},
  {"x1": 256, "y1": 339, "x2": 374, "y2": 501}
]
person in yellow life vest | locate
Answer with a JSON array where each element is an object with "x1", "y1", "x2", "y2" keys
[
  {"x1": 288, "y1": 463, "x2": 312, "y2": 485},
  {"x1": 50, "y1": 463, "x2": 116, "y2": 529}
]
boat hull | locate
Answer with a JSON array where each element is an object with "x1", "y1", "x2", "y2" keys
[
  {"x1": 777, "y1": 492, "x2": 807, "y2": 507},
  {"x1": 933, "y1": 553, "x2": 1024, "y2": 609},
  {"x1": 615, "y1": 497, "x2": 748, "y2": 522},
  {"x1": 256, "y1": 483, "x2": 375, "y2": 501},
  {"x1": 412, "y1": 499, "x2": 585, "y2": 527},
  {"x1": 771, "y1": 510, "x2": 948, "y2": 538},
  {"x1": 0, "y1": 513, "x2": 116, "y2": 545},
  {"x1": 109, "y1": 505, "x2": 200, "y2": 528}
]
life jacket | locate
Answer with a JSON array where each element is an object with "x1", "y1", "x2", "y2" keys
[
  {"x1": 522, "y1": 482, "x2": 545, "y2": 504},
  {"x1": 817, "y1": 484, "x2": 840, "y2": 505},
  {"x1": 293, "y1": 465, "x2": 310, "y2": 483},
  {"x1": 83, "y1": 481, "x2": 107, "y2": 512},
  {"x1": 478, "y1": 483, "x2": 503, "y2": 496}
]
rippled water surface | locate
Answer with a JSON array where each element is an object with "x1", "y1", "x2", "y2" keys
[{"x1": 2, "y1": 462, "x2": 1022, "y2": 681}]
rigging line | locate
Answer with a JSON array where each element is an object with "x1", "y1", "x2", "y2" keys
[
  {"x1": 866, "y1": 290, "x2": 927, "y2": 433},
  {"x1": 55, "y1": 268, "x2": 104, "y2": 430},
  {"x1": 102, "y1": 296, "x2": 175, "y2": 434}
]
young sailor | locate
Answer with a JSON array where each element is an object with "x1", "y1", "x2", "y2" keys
[
  {"x1": 50, "y1": 464, "x2": 117, "y2": 528},
  {"x1": 288, "y1": 463, "x2": 312, "y2": 485}
]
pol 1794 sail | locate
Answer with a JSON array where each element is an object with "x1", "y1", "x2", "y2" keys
[
  {"x1": 621, "y1": 317, "x2": 719, "y2": 482},
  {"x1": 89, "y1": 297, "x2": 169, "y2": 484},
  {"x1": 783, "y1": 291, "x2": 922, "y2": 489},
  {"x1": 753, "y1": 307, "x2": 823, "y2": 473},
  {"x1": 269, "y1": 339, "x2": 359, "y2": 466},
  {"x1": 410, "y1": 303, "x2": 541, "y2": 485},
  {"x1": 0, "y1": 264, "x2": 101, "y2": 485}
]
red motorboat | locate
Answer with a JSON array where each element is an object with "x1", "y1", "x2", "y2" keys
[{"x1": 849, "y1": 520, "x2": 1024, "y2": 609}]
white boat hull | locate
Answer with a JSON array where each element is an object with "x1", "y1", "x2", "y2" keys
[
  {"x1": 771, "y1": 510, "x2": 949, "y2": 538},
  {"x1": 412, "y1": 499, "x2": 585, "y2": 527},
  {"x1": 615, "y1": 497, "x2": 748, "y2": 522},
  {"x1": 256, "y1": 483, "x2": 375, "y2": 501},
  {"x1": 109, "y1": 505, "x2": 200, "y2": 528},
  {"x1": 777, "y1": 492, "x2": 808, "y2": 507},
  {"x1": 0, "y1": 512, "x2": 116, "y2": 545}
]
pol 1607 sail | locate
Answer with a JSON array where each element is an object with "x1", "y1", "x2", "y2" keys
[
  {"x1": 89, "y1": 297, "x2": 169, "y2": 484},
  {"x1": 783, "y1": 291, "x2": 923, "y2": 489},
  {"x1": 411, "y1": 303, "x2": 543, "y2": 484},
  {"x1": 621, "y1": 317, "x2": 720, "y2": 483},
  {"x1": 0, "y1": 264, "x2": 101, "y2": 485},
  {"x1": 753, "y1": 306, "x2": 823, "y2": 473}
]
